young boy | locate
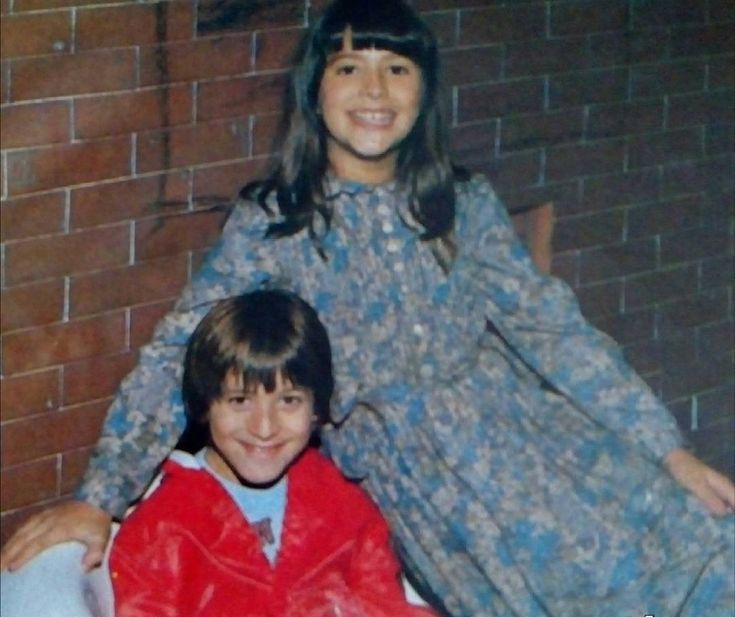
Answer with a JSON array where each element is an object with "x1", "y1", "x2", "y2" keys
[{"x1": 109, "y1": 289, "x2": 436, "y2": 617}]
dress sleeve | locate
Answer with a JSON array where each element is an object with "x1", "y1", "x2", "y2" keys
[
  {"x1": 75, "y1": 200, "x2": 289, "y2": 517},
  {"x1": 455, "y1": 176, "x2": 683, "y2": 461}
]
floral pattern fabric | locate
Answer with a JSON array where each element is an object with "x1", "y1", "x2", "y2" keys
[{"x1": 78, "y1": 176, "x2": 735, "y2": 616}]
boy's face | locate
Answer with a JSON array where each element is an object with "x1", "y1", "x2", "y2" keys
[{"x1": 205, "y1": 370, "x2": 315, "y2": 486}]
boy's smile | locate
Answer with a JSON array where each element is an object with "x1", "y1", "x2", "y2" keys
[{"x1": 205, "y1": 371, "x2": 315, "y2": 487}]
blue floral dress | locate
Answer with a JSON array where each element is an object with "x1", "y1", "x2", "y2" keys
[{"x1": 78, "y1": 176, "x2": 734, "y2": 616}]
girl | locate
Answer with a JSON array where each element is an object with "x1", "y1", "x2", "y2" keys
[
  {"x1": 3, "y1": 1, "x2": 734, "y2": 616},
  {"x1": 110, "y1": 289, "x2": 436, "y2": 616}
]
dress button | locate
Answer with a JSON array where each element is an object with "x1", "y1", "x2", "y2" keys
[
  {"x1": 412, "y1": 324, "x2": 424, "y2": 336},
  {"x1": 386, "y1": 238, "x2": 400, "y2": 253},
  {"x1": 382, "y1": 221, "x2": 394, "y2": 233}
]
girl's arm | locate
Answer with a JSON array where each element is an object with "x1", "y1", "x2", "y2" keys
[{"x1": 457, "y1": 177, "x2": 733, "y2": 511}]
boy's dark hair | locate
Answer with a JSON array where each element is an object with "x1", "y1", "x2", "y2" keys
[
  {"x1": 178, "y1": 289, "x2": 334, "y2": 452},
  {"x1": 242, "y1": 0, "x2": 466, "y2": 268}
]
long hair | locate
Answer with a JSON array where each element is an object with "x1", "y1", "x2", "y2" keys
[
  {"x1": 242, "y1": 0, "x2": 466, "y2": 267},
  {"x1": 178, "y1": 290, "x2": 334, "y2": 452}
]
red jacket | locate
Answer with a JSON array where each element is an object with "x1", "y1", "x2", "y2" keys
[{"x1": 110, "y1": 449, "x2": 436, "y2": 617}]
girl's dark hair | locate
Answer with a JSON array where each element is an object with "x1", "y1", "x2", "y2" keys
[
  {"x1": 243, "y1": 0, "x2": 466, "y2": 266},
  {"x1": 179, "y1": 290, "x2": 334, "y2": 452}
]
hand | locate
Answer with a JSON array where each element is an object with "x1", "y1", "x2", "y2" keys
[
  {"x1": 0, "y1": 500, "x2": 112, "y2": 572},
  {"x1": 664, "y1": 448, "x2": 735, "y2": 516}
]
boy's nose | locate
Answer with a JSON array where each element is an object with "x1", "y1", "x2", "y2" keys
[{"x1": 248, "y1": 406, "x2": 277, "y2": 440}]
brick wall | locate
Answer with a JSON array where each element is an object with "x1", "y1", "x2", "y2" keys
[{"x1": 1, "y1": 0, "x2": 733, "y2": 540}]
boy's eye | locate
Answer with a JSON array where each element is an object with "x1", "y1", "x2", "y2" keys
[
  {"x1": 228, "y1": 395, "x2": 250, "y2": 406},
  {"x1": 335, "y1": 63, "x2": 357, "y2": 75},
  {"x1": 281, "y1": 394, "x2": 303, "y2": 406}
]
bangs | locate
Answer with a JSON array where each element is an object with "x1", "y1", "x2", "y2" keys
[
  {"x1": 317, "y1": 1, "x2": 432, "y2": 65},
  {"x1": 226, "y1": 362, "x2": 303, "y2": 395}
]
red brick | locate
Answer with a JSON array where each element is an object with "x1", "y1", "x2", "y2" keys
[
  {"x1": 575, "y1": 279, "x2": 622, "y2": 318},
  {"x1": 74, "y1": 86, "x2": 193, "y2": 140},
  {"x1": 139, "y1": 34, "x2": 252, "y2": 86},
  {"x1": 449, "y1": 121, "x2": 496, "y2": 168},
  {"x1": 0, "y1": 457, "x2": 58, "y2": 511},
  {"x1": 661, "y1": 352, "x2": 733, "y2": 401},
  {"x1": 631, "y1": 0, "x2": 705, "y2": 27},
  {"x1": 197, "y1": 73, "x2": 287, "y2": 121},
  {"x1": 586, "y1": 101, "x2": 663, "y2": 139},
  {"x1": 710, "y1": 0, "x2": 735, "y2": 21},
  {"x1": 14, "y1": 0, "x2": 126, "y2": 11},
  {"x1": 628, "y1": 128, "x2": 704, "y2": 169},
  {"x1": 2, "y1": 312, "x2": 127, "y2": 374},
  {"x1": 699, "y1": 321, "x2": 735, "y2": 360},
  {"x1": 76, "y1": 1, "x2": 194, "y2": 50},
  {"x1": 70, "y1": 255, "x2": 188, "y2": 317},
  {"x1": 0, "y1": 12, "x2": 72, "y2": 59},
  {"x1": 506, "y1": 38, "x2": 589, "y2": 78},
  {"x1": 581, "y1": 169, "x2": 660, "y2": 212},
  {"x1": 136, "y1": 119, "x2": 249, "y2": 173},
  {"x1": 657, "y1": 289, "x2": 731, "y2": 338},
  {"x1": 661, "y1": 156, "x2": 734, "y2": 197},
  {"x1": 0, "y1": 192, "x2": 66, "y2": 242},
  {"x1": 63, "y1": 352, "x2": 136, "y2": 406},
  {"x1": 422, "y1": 11, "x2": 457, "y2": 49},
  {"x1": 11, "y1": 49, "x2": 136, "y2": 101},
  {"x1": 668, "y1": 91, "x2": 734, "y2": 128},
  {"x1": 1, "y1": 278, "x2": 65, "y2": 333},
  {"x1": 60, "y1": 447, "x2": 94, "y2": 495},
  {"x1": 0, "y1": 368, "x2": 61, "y2": 421},
  {"x1": 253, "y1": 28, "x2": 302, "y2": 72},
  {"x1": 671, "y1": 24, "x2": 734, "y2": 57},
  {"x1": 700, "y1": 255, "x2": 734, "y2": 289},
  {"x1": 503, "y1": 182, "x2": 580, "y2": 218},
  {"x1": 579, "y1": 237, "x2": 657, "y2": 283},
  {"x1": 588, "y1": 308, "x2": 655, "y2": 345},
  {"x1": 457, "y1": 78, "x2": 544, "y2": 123},
  {"x1": 135, "y1": 208, "x2": 228, "y2": 261},
  {"x1": 440, "y1": 46, "x2": 502, "y2": 87},
  {"x1": 500, "y1": 110, "x2": 584, "y2": 153},
  {"x1": 589, "y1": 29, "x2": 669, "y2": 68},
  {"x1": 6, "y1": 137, "x2": 131, "y2": 196},
  {"x1": 550, "y1": 251, "x2": 578, "y2": 288},
  {"x1": 0, "y1": 101, "x2": 71, "y2": 149},
  {"x1": 0, "y1": 400, "x2": 108, "y2": 467},
  {"x1": 252, "y1": 112, "x2": 281, "y2": 157},
  {"x1": 705, "y1": 123, "x2": 734, "y2": 156},
  {"x1": 197, "y1": 0, "x2": 302, "y2": 36},
  {"x1": 624, "y1": 264, "x2": 699, "y2": 310},
  {"x1": 550, "y1": 0, "x2": 628, "y2": 35},
  {"x1": 546, "y1": 140, "x2": 625, "y2": 182},
  {"x1": 192, "y1": 158, "x2": 265, "y2": 203},
  {"x1": 554, "y1": 210, "x2": 624, "y2": 252},
  {"x1": 660, "y1": 225, "x2": 731, "y2": 266},
  {"x1": 708, "y1": 56, "x2": 734, "y2": 89},
  {"x1": 459, "y1": 5, "x2": 544, "y2": 46},
  {"x1": 486, "y1": 150, "x2": 541, "y2": 195},
  {"x1": 130, "y1": 299, "x2": 175, "y2": 348},
  {"x1": 631, "y1": 59, "x2": 706, "y2": 98},
  {"x1": 4, "y1": 225, "x2": 129, "y2": 285},
  {"x1": 626, "y1": 195, "x2": 703, "y2": 239},
  {"x1": 70, "y1": 172, "x2": 190, "y2": 229},
  {"x1": 549, "y1": 69, "x2": 628, "y2": 109},
  {"x1": 1, "y1": 60, "x2": 9, "y2": 103}
]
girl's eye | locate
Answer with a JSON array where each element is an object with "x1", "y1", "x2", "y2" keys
[
  {"x1": 228, "y1": 395, "x2": 250, "y2": 406},
  {"x1": 335, "y1": 64, "x2": 357, "y2": 75},
  {"x1": 281, "y1": 394, "x2": 303, "y2": 406},
  {"x1": 389, "y1": 64, "x2": 410, "y2": 75}
]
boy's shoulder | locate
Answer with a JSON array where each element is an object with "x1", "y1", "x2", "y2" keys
[{"x1": 290, "y1": 449, "x2": 382, "y2": 521}]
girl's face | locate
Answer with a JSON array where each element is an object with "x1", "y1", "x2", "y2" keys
[
  {"x1": 205, "y1": 370, "x2": 315, "y2": 486},
  {"x1": 319, "y1": 32, "x2": 422, "y2": 184}
]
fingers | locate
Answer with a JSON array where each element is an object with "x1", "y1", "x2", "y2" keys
[
  {"x1": 705, "y1": 468, "x2": 735, "y2": 515},
  {"x1": 81, "y1": 545, "x2": 106, "y2": 572}
]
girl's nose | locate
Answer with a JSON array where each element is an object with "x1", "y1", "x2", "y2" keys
[
  {"x1": 362, "y1": 67, "x2": 386, "y2": 99},
  {"x1": 248, "y1": 406, "x2": 277, "y2": 440}
]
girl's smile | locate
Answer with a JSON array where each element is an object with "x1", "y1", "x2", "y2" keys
[{"x1": 319, "y1": 31, "x2": 422, "y2": 184}]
